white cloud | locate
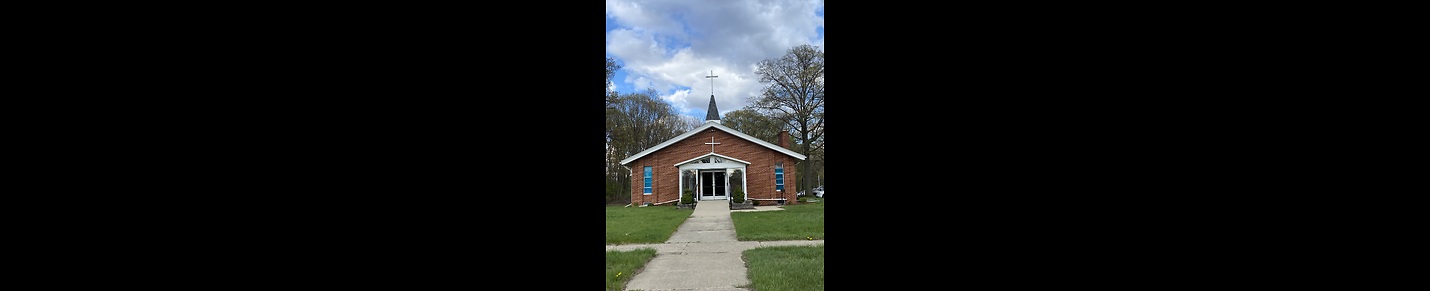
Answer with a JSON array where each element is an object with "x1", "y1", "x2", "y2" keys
[
  {"x1": 607, "y1": 0, "x2": 824, "y2": 119},
  {"x1": 663, "y1": 89, "x2": 690, "y2": 104},
  {"x1": 627, "y1": 76, "x2": 654, "y2": 91},
  {"x1": 606, "y1": 28, "x2": 666, "y2": 66},
  {"x1": 606, "y1": 0, "x2": 690, "y2": 43}
]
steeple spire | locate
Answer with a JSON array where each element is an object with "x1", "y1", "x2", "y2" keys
[
  {"x1": 704, "y1": 70, "x2": 720, "y2": 123},
  {"x1": 705, "y1": 95, "x2": 720, "y2": 122}
]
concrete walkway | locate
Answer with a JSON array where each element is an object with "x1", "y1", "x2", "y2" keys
[{"x1": 607, "y1": 202, "x2": 824, "y2": 291}]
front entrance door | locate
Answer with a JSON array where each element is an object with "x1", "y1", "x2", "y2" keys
[{"x1": 700, "y1": 171, "x2": 727, "y2": 199}]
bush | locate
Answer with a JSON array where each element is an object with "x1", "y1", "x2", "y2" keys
[
  {"x1": 682, "y1": 189, "x2": 694, "y2": 205},
  {"x1": 752, "y1": 200, "x2": 760, "y2": 206},
  {"x1": 732, "y1": 188, "x2": 745, "y2": 204}
]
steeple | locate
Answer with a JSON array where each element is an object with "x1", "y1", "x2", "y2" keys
[
  {"x1": 704, "y1": 70, "x2": 720, "y2": 123},
  {"x1": 705, "y1": 95, "x2": 720, "y2": 123}
]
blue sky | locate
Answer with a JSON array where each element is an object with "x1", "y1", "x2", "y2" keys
[{"x1": 606, "y1": 0, "x2": 824, "y2": 120}]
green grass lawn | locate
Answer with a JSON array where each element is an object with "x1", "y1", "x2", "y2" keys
[
  {"x1": 730, "y1": 201, "x2": 823, "y2": 241},
  {"x1": 743, "y1": 245, "x2": 825, "y2": 291},
  {"x1": 606, "y1": 205, "x2": 694, "y2": 244},
  {"x1": 606, "y1": 248, "x2": 657, "y2": 291}
]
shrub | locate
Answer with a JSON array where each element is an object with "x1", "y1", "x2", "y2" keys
[
  {"x1": 682, "y1": 189, "x2": 694, "y2": 205},
  {"x1": 752, "y1": 200, "x2": 760, "y2": 206},
  {"x1": 732, "y1": 188, "x2": 745, "y2": 204}
]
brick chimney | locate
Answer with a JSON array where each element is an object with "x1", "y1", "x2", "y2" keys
[{"x1": 778, "y1": 130, "x2": 790, "y2": 149}]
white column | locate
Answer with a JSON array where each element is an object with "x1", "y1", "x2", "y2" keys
[
  {"x1": 741, "y1": 166, "x2": 748, "y2": 201},
  {"x1": 725, "y1": 168, "x2": 732, "y2": 197}
]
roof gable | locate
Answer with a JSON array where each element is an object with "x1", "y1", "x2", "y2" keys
[
  {"x1": 675, "y1": 152, "x2": 751, "y2": 166},
  {"x1": 620, "y1": 121, "x2": 807, "y2": 165}
]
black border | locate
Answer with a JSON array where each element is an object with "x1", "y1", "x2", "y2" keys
[
  {"x1": 46, "y1": 2, "x2": 596, "y2": 288},
  {"x1": 30, "y1": 1, "x2": 1395, "y2": 288}
]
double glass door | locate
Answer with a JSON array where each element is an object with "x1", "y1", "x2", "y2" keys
[{"x1": 700, "y1": 171, "x2": 726, "y2": 199}]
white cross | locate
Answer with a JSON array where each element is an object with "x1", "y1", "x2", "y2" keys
[
  {"x1": 705, "y1": 136, "x2": 720, "y2": 153},
  {"x1": 705, "y1": 70, "x2": 718, "y2": 96}
]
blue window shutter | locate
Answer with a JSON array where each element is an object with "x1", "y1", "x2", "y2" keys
[{"x1": 643, "y1": 166, "x2": 653, "y2": 194}]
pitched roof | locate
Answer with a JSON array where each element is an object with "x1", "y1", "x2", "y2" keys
[{"x1": 620, "y1": 121, "x2": 807, "y2": 165}]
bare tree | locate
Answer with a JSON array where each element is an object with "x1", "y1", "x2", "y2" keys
[
  {"x1": 750, "y1": 44, "x2": 824, "y2": 193},
  {"x1": 606, "y1": 57, "x2": 622, "y2": 203},
  {"x1": 605, "y1": 57, "x2": 621, "y2": 109},
  {"x1": 605, "y1": 88, "x2": 691, "y2": 204}
]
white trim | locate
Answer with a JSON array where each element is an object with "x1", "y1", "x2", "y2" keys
[
  {"x1": 751, "y1": 198, "x2": 788, "y2": 206},
  {"x1": 673, "y1": 152, "x2": 751, "y2": 167},
  {"x1": 639, "y1": 199, "x2": 681, "y2": 207},
  {"x1": 696, "y1": 169, "x2": 729, "y2": 200},
  {"x1": 620, "y1": 122, "x2": 807, "y2": 165},
  {"x1": 679, "y1": 162, "x2": 744, "y2": 171}
]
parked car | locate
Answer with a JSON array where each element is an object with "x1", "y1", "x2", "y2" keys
[{"x1": 812, "y1": 186, "x2": 824, "y2": 198}]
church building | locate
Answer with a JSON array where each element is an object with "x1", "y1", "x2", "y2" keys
[{"x1": 621, "y1": 95, "x2": 807, "y2": 206}]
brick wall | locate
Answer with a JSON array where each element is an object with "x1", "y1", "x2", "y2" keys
[{"x1": 628, "y1": 127, "x2": 799, "y2": 205}]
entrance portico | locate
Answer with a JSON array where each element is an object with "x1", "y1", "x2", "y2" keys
[{"x1": 676, "y1": 153, "x2": 748, "y2": 201}]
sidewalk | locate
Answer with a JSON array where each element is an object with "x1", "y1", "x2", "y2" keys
[{"x1": 611, "y1": 202, "x2": 824, "y2": 291}]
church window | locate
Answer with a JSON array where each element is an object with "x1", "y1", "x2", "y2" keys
[
  {"x1": 775, "y1": 162, "x2": 785, "y2": 191},
  {"x1": 643, "y1": 166, "x2": 652, "y2": 195}
]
